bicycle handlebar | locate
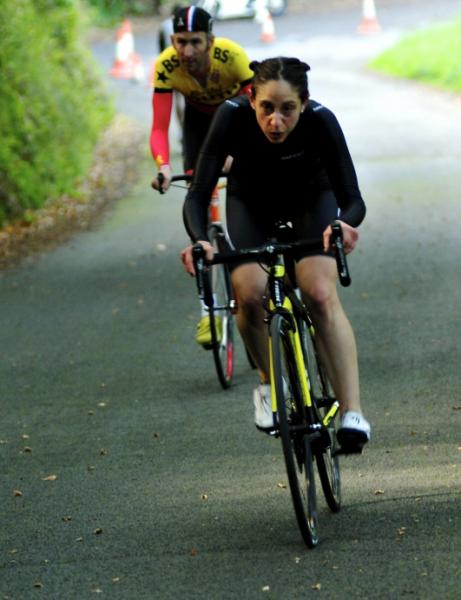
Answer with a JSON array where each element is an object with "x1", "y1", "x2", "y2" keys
[
  {"x1": 192, "y1": 220, "x2": 351, "y2": 287},
  {"x1": 155, "y1": 171, "x2": 229, "y2": 194}
]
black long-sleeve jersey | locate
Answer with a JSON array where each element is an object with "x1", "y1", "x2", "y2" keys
[{"x1": 183, "y1": 95, "x2": 365, "y2": 242}]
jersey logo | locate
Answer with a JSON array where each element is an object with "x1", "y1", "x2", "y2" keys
[
  {"x1": 280, "y1": 151, "x2": 305, "y2": 161},
  {"x1": 157, "y1": 71, "x2": 169, "y2": 83},
  {"x1": 213, "y1": 47, "x2": 229, "y2": 63},
  {"x1": 162, "y1": 55, "x2": 180, "y2": 73}
]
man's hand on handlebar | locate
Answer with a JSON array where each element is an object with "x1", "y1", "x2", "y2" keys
[
  {"x1": 323, "y1": 220, "x2": 358, "y2": 254},
  {"x1": 151, "y1": 164, "x2": 172, "y2": 193},
  {"x1": 180, "y1": 241, "x2": 214, "y2": 276}
]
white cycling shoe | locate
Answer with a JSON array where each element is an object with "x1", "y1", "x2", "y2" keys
[
  {"x1": 337, "y1": 410, "x2": 371, "y2": 453},
  {"x1": 253, "y1": 384, "x2": 276, "y2": 432}
]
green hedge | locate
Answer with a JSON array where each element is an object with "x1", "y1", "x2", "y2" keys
[
  {"x1": 0, "y1": 0, "x2": 114, "y2": 225},
  {"x1": 84, "y1": 0, "x2": 169, "y2": 23}
]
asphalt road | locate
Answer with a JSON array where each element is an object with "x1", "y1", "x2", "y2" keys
[{"x1": 1, "y1": 1, "x2": 461, "y2": 598}]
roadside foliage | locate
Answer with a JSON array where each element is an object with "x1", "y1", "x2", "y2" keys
[{"x1": 0, "y1": 0, "x2": 113, "y2": 226}]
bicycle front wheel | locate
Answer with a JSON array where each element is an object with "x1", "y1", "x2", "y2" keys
[
  {"x1": 208, "y1": 225, "x2": 234, "y2": 389},
  {"x1": 300, "y1": 319, "x2": 341, "y2": 512},
  {"x1": 271, "y1": 314, "x2": 318, "y2": 548}
]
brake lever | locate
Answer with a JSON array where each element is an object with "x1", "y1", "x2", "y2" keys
[
  {"x1": 156, "y1": 172, "x2": 165, "y2": 194},
  {"x1": 331, "y1": 221, "x2": 351, "y2": 287}
]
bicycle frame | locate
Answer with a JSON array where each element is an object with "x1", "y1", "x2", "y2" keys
[{"x1": 266, "y1": 252, "x2": 340, "y2": 434}]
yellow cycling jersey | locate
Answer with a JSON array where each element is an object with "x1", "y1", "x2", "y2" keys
[{"x1": 153, "y1": 37, "x2": 253, "y2": 112}]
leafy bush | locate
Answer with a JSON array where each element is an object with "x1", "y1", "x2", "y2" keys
[
  {"x1": 0, "y1": 0, "x2": 114, "y2": 225},
  {"x1": 84, "y1": 0, "x2": 168, "y2": 23}
]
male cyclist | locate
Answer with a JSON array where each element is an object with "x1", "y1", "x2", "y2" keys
[{"x1": 150, "y1": 5, "x2": 253, "y2": 346}]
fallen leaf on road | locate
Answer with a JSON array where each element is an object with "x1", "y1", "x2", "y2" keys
[{"x1": 312, "y1": 583, "x2": 322, "y2": 591}]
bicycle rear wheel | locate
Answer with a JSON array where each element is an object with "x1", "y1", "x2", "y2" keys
[
  {"x1": 271, "y1": 313, "x2": 319, "y2": 548},
  {"x1": 208, "y1": 224, "x2": 234, "y2": 389},
  {"x1": 300, "y1": 318, "x2": 341, "y2": 512}
]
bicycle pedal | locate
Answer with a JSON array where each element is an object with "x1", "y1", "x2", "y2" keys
[
  {"x1": 333, "y1": 445, "x2": 363, "y2": 457},
  {"x1": 336, "y1": 429, "x2": 368, "y2": 456}
]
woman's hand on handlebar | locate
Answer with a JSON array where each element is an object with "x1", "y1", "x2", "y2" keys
[
  {"x1": 180, "y1": 241, "x2": 214, "y2": 276},
  {"x1": 151, "y1": 164, "x2": 172, "y2": 193},
  {"x1": 323, "y1": 220, "x2": 358, "y2": 254}
]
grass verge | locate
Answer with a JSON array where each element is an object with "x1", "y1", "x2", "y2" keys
[{"x1": 370, "y1": 18, "x2": 461, "y2": 93}]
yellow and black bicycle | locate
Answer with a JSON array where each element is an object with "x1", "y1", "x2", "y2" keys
[{"x1": 192, "y1": 221, "x2": 353, "y2": 548}]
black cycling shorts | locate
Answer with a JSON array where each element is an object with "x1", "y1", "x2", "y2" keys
[{"x1": 225, "y1": 188, "x2": 339, "y2": 268}]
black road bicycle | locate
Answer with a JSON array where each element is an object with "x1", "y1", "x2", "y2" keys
[
  {"x1": 193, "y1": 222, "x2": 358, "y2": 548},
  {"x1": 158, "y1": 172, "x2": 236, "y2": 389}
]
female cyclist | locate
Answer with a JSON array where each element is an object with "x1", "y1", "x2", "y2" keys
[{"x1": 181, "y1": 57, "x2": 371, "y2": 450}]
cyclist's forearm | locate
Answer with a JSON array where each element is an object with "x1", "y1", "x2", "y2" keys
[
  {"x1": 336, "y1": 194, "x2": 366, "y2": 227},
  {"x1": 184, "y1": 149, "x2": 226, "y2": 239},
  {"x1": 150, "y1": 91, "x2": 173, "y2": 167},
  {"x1": 183, "y1": 197, "x2": 209, "y2": 241}
]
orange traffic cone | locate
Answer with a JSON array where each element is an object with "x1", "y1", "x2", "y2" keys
[
  {"x1": 109, "y1": 20, "x2": 144, "y2": 80},
  {"x1": 257, "y1": 8, "x2": 276, "y2": 43},
  {"x1": 357, "y1": 0, "x2": 381, "y2": 34}
]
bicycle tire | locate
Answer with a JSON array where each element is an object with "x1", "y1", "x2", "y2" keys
[
  {"x1": 299, "y1": 317, "x2": 341, "y2": 512},
  {"x1": 271, "y1": 313, "x2": 319, "y2": 548},
  {"x1": 208, "y1": 224, "x2": 234, "y2": 389}
]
